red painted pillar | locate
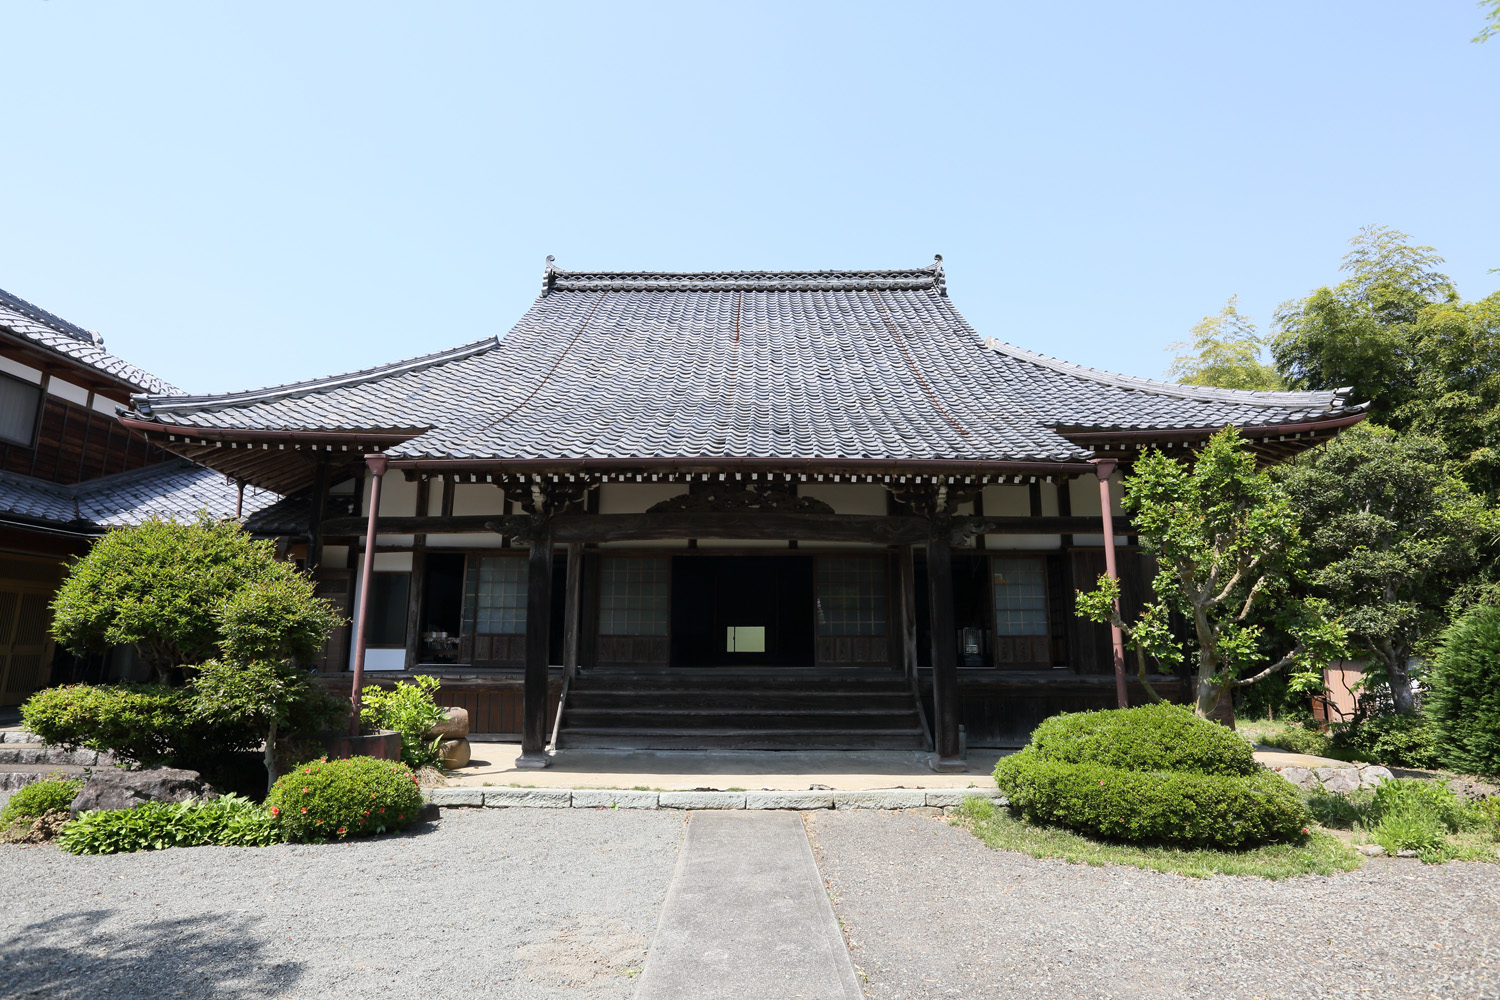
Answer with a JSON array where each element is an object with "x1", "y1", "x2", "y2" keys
[
  {"x1": 1093, "y1": 459, "x2": 1129, "y2": 709},
  {"x1": 349, "y1": 453, "x2": 387, "y2": 734}
]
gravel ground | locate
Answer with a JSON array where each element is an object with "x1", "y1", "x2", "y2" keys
[
  {"x1": 0, "y1": 808, "x2": 684, "y2": 1000},
  {"x1": 807, "y1": 810, "x2": 1500, "y2": 1000}
]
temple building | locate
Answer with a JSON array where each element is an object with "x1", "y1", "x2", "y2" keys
[{"x1": 121, "y1": 259, "x2": 1364, "y2": 766}]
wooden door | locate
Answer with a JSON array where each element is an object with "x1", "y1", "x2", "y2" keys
[{"x1": 0, "y1": 589, "x2": 55, "y2": 707}]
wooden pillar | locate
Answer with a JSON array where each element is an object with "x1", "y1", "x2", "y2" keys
[
  {"x1": 350, "y1": 454, "x2": 387, "y2": 735},
  {"x1": 897, "y1": 543, "x2": 919, "y2": 684},
  {"x1": 1093, "y1": 459, "x2": 1129, "y2": 709},
  {"x1": 307, "y1": 457, "x2": 331, "y2": 573},
  {"x1": 926, "y1": 531, "x2": 963, "y2": 764},
  {"x1": 562, "y1": 542, "x2": 582, "y2": 682},
  {"x1": 404, "y1": 477, "x2": 430, "y2": 670},
  {"x1": 518, "y1": 523, "x2": 553, "y2": 767}
]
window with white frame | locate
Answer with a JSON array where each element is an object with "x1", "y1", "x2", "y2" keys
[
  {"x1": 599, "y1": 557, "x2": 670, "y2": 636},
  {"x1": 814, "y1": 557, "x2": 887, "y2": 636}
]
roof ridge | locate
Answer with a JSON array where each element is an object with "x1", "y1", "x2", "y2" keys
[
  {"x1": 541, "y1": 257, "x2": 946, "y2": 295},
  {"x1": 0, "y1": 285, "x2": 104, "y2": 346},
  {"x1": 135, "y1": 337, "x2": 497, "y2": 414},
  {"x1": 979, "y1": 336, "x2": 1356, "y2": 412}
]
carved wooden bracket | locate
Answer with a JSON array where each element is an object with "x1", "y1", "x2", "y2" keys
[{"x1": 646, "y1": 480, "x2": 833, "y2": 514}]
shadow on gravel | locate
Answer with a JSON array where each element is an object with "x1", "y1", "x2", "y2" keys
[{"x1": 0, "y1": 909, "x2": 305, "y2": 999}]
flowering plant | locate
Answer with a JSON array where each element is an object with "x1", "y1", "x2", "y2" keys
[{"x1": 265, "y1": 755, "x2": 423, "y2": 843}]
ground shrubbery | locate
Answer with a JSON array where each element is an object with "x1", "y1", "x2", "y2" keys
[
  {"x1": 21, "y1": 683, "x2": 255, "y2": 768},
  {"x1": 56, "y1": 795, "x2": 281, "y2": 855},
  {"x1": 1329, "y1": 713, "x2": 1442, "y2": 769},
  {"x1": 266, "y1": 756, "x2": 423, "y2": 842},
  {"x1": 360, "y1": 676, "x2": 445, "y2": 770},
  {"x1": 1306, "y1": 778, "x2": 1499, "y2": 863},
  {"x1": 995, "y1": 704, "x2": 1312, "y2": 849},
  {"x1": 1428, "y1": 604, "x2": 1500, "y2": 777},
  {"x1": 0, "y1": 777, "x2": 83, "y2": 841}
]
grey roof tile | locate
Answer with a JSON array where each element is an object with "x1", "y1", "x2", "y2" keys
[
  {"x1": 0, "y1": 461, "x2": 277, "y2": 530},
  {"x1": 129, "y1": 261, "x2": 1363, "y2": 465},
  {"x1": 0, "y1": 286, "x2": 180, "y2": 395}
]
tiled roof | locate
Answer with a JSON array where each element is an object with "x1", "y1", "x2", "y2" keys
[
  {"x1": 129, "y1": 260, "x2": 1363, "y2": 466},
  {"x1": 0, "y1": 460, "x2": 277, "y2": 531},
  {"x1": 0, "y1": 286, "x2": 180, "y2": 395}
]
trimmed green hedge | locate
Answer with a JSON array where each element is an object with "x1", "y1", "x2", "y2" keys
[
  {"x1": 1027, "y1": 702, "x2": 1258, "y2": 777},
  {"x1": 21, "y1": 683, "x2": 257, "y2": 769},
  {"x1": 994, "y1": 705, "x2": 1311, "y2": 849},
  {"x1": 267, "y1": 756, "x2": 423, "y2": 842},
  {"x1": 1429, "y1": 603, "x2": 1500, "y2": 776}
]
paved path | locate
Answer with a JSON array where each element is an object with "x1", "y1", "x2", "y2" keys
[{"x1": 634, "y1": 811, "x2": 862, "y2": 1000}]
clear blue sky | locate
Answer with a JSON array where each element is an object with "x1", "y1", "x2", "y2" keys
[{"x1": 2, "y1": 2, "x2": 1495, "y2": 394}]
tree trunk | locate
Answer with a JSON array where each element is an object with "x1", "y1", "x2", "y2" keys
[
  {"x1": 1388, "y1": 651, "x2": 1416, "y2": 715},
  {"x1": 1194, "y1": 674, "x2": 1224, "y2": 719},
  {"x1": 264, "y1": 719, "x2": 279, "y2": 795}
]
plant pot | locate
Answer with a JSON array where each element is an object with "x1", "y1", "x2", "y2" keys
[{"x1": 322, "y1": 729, "x2": 402, "y2": 762}]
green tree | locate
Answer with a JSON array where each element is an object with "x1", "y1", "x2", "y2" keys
[
  {"x1": 1427, "y1": 603, "x2": 1500, "y2": 775},
  {"x1": 51, "y1": 515, "x2": 318, "y2": 682},
  {"x1": 1277, "y1": 425, "x2": 1495, "y2": 715},
  {"x1": 1476, "y1": 0, "x2": 1500, "y2": 43},
  {"x1": 1076, "y1": 429, "x2": 1348, "y2": 718},
  {"x1": 1400, "y1": 294, "x2": 1500, "y2": 495},
  {"x1": 1165, "y1": 296, "x2": 1283, "y2": 391}
]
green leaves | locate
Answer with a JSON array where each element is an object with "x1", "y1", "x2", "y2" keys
[
  {"x1": 1164, "y1": 295, "x2": 1284, "y2": 391},
  {"x1": 56, "y1": 794, "x2": 281, "y2": 855},
  {"x1": 360, "y1": 675, "x2": 447, "y2": 770}
]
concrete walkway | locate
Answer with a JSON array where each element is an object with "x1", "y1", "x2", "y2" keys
[
  {"x1": 452, "y1": 743, "x2": 1005, "y2": 790},
  {"x1": 633, "y1": 811, "x2": 862, "y2": 1000}
]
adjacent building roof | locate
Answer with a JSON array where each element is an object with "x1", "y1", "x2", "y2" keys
[
  {"x1": 127, "y1": 259, "x2": 1364, "y2": 488},
  {"x1": 0, "y1": 286, "x2": 180, "y2": 396},
  {"x1": 0, "y1": 459, "x2": 277, "y2": 534}
]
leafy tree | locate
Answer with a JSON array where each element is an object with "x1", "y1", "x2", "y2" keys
[
  {"x1": 1277, "y1": 425, "x2": 1495, "y2": 714},
  {"x1": 1427, "y1": 603, "x2": 1500, "y2": 775},
  {"x1": 1401, "y1": 294, "x2": 1500, "y2": 495},
  {"x1": 1477, "y1": 0, "x2": 1500, "y2": 43},
  {"x1": 1165, "y1": 296, "x2": 1283, "y2": 391},
  {"x1": 51, "y1": 515, "x2": 321, "y2": 682},
  {"x1": 1076, "y1": 429, "x2": 1348, "y2": 718}
]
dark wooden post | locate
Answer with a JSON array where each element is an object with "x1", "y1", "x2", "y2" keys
[
  {"x1": 926, "y1": 531, "x2": 964, "y2": 766},
  {"x1": 562, "y1": 542, "x2": 582, "y2": 681},
  {"x1": 307, "y1": 457, "x2": 331, "y2": 572},
  {"x1": 1093, "y1": 459, "x2": 1129, "y2": 709},
  {"x1": 350, "y1": 454, "x2": 387, "y2": 735},
  {"x1": 518, "y1": 522, "x2": 554, "y2": 767},
  {"x1": 897, "y1": 543, "x2": 919, "y2": 684}
]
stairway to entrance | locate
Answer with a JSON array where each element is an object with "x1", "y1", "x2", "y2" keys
[{"x1": 554, "y1": 669, "x2": 931, "y2": 750}]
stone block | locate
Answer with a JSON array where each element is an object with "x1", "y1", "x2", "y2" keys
[
  {"x1": 439, "y1": 738, "x2": 470, "y2": 770},
  {"x1": 571, "y1": 789, "x2": 660, "y2": 809},
  {"x1": 1357, "y1": 765, "x2": 1395, "y2": 787},
  {"x1": 658, "y1": 791, "x2": 746, "y2": 810},
  {"x1": 1358, "y1": 844, "x2": 1387, "y2": 857},
  {"x1": 1315, "y1": 767, "x2": 1363, "y2": 795},
  {"x1": 426, "y1": 787, "x2": 483, "y2": 807},
  {"x1": 1275, "y1": 766, "x2": 1319, "y2": 790},
  {"x1": 833, "y1": 789, "x2": 929, "y2": 810},
  {"x1": 426, "y1": 707, "x2": 470, "y2": 740},
  {"x1": 925, "y1": 789, "x2": 1009, "y2": 808},
  {"x1": 744, "y1": 790, "x2": 835, "y2": 810},
  {"x1": 1, "y1": 731, "x2": 39, "y2": 744},
  {"x1": 482, "y1": 787, "x2": 571, "y2": 808}
]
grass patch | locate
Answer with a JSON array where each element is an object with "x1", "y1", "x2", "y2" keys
[{"x1": 951, "y1": 797, "x2": 1362, "y2": 880}]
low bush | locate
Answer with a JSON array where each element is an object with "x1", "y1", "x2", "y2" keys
[
  {"x1": 0, "y1": 778, "x2": 82, "y2": 826},
  {"x1": 266, "y1": 756, "x2": 423, "y2": 842},
  {"x1": 1428, "y1": 604, "x2": 1500, "y2": 776},
  {"x1": 1302, "y1": 778, "x2": 1497, "y2": 862},
  {"x1": 1024, "y1": 702, "x2": 1258, "y2": 777},
  {"x1": 360, "y1": 676, "x2": 445, "y2": 770},
  {"x1": 996, "y1": 753, "x2": 1310, "y2": 848},
  {"x1": 55, "y1": 795, "x2": 281, "y2": 855},
  {"x1": 1258, "y1": 721, "x2": 1333, "y2": 758},
  {"x1": 20, "y1": 683, "x2": 257, "y2": 769},
  {"x1": 1328, "y1": 713, "x2": 1441, "y2": 769}
]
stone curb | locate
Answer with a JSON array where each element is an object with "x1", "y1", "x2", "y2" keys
[{"x1": 421, "y1": 787, "x2": 1003, "y2": 810}]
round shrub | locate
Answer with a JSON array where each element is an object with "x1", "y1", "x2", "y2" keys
[
  {"x1": 994, "y1": 704, "x2": 1311, "y2": 849},
  {"x1": 0, "y1": 778, "x2": 83, "y2": 826},
  {"x1": 21, "y1": 683, "x2": 257, "y2": 768},
  {"x1": 1329, "y1": 713, "x2": 1441, "y2": 769},
  {"x1": 266, "y1": 756, "x2": 422, "y2": 842},
  {"x1": 1428, "y1": 604, "x2": 1500, "y2": 776},
  {"x1": 1026, "y1": 702, "x2": 1258, "y2": 777}
]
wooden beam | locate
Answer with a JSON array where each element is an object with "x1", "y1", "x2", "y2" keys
[
  {"x1": 926, "y1": 534, "x2": 962, "y2": 761},
  {"x1": 518, "y1": 527, "x2": 554, "y2": 767}
]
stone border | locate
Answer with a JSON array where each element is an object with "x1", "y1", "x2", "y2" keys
[{"x1": 426, "y1": 786, "x2": 1009, "y2": 810}]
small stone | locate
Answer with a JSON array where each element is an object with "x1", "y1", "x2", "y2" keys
[
  {"x1": 1358, "y1": 844, "x2": 1387, "y2": 857},
  {"x1": 1357, "y1": 765, "x2": 1395, "y2": 787},
  {"x1": 425, "y1": 707, "x2": 469, "y2": 740},
  {"x1": 1396, "y1": 849, "x2": 1419, "y2": 858},
  {"x1": 744, "y1": 790, "x2": 834, "y2": 810},
  {"x1": 426, "y1": 787, "x2": 482, "y2": 807},
  {"x1": 834, "y1": 789, "x2": 929, "y2": 810},
  {"x1": 482, "y1": 787, "x2": 571, "y2": 808},
  {"x1": 571, "y1": 789, "x2": 659, "y2": 809},
  {"x1": 439, "y1": 738, "x2": 470, "y2": 769},
  {"x1": 658, "y1": 791, "x2": 746, "y2": 810}
]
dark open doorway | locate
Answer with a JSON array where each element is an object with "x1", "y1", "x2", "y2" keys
[{"x1": 670, "y1": 555, "x2": 815, "y2": 667}]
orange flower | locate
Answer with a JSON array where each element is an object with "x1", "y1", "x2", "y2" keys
[
  {"x1": 269, "y1": 807, "x2": 280, "y2": 817},
  {"x1": 300, "y1": 807, "x2": 308, "y2": 814},
  {"x1": 338, "y1": 827, "x2": 347, "y2": 834}
]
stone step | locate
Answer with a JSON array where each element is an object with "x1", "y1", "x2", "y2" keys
[
  {"x1": 0, "y1": 730, "x2": 40, "y2": 744},
  {"x1": 0, "y1": 745, "x2": 108, "y2": 767},
  {"x1": 0, "y1": 765, "x2": 90, "y2": 791},
  {"x1": 563, "y1": 708, "x2": 923, "y2": 730},
  {"x1": 560, "y1": 728, "x2": 929, "y2": 750}
]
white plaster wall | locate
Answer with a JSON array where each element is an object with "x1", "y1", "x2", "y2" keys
[
  {"x1": 1073, "y1": 534, "x2": 1131, "y2": 548},
  {"x1": 364, "y1": 474, "x2": 418, "y2": 516},
  {"x1": 981, "y1": 484, "x2": 1031, "y2": 517},
  {"x1": 47, "y1": 378, "x2": 89, "y2": 405},
  {"x1": 695, "y1": 538, "x2": 794, "y2": 549},
  {"x1": 1039, "y1": 481, "x2": 1060, "y2": 517},
  {"x1": 450, "y1": 483, "x2": 507, "y2": 516},
  {"x1": 374, "y1": 534, "x2": 414, "y2": 547},
  {"x1": 373, "y1": 552, "x2": 413, "y2": 572},
  {"x1": 427, "y1": 482, "x2": 444, "y2": 516},
  {"x1": 599, "y1": 538, "x2": 690, "y2": 550},
  {"x1": 799, "y1": 482, "x2": 885, "y2": 515},
  {"x1": 985, "y1": 534, "x2": 1062, "y2": 551},
  {"x1": 1067, "y1": 473, "x2": 1125, "y2": 517},
  {"x1": 426, "y1": 533, "x2": 511, "y2": 549},
  {"x1": 0, "y1": 357, "x2": 41, "y2": 384},
  {"x1": 597, "y1": 483, "x2": 688, "y2": 513}
]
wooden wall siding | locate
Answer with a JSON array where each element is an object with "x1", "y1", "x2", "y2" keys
[
  {"x1": 0, "y1": 397, "x2": 168, "y2": 485},
  {"x1": 435, "y1": 685, "x2": 560, "y2": 737},
  {"x1": 1045, "y1": 552, "x2": 1069, "y2": 666},
  {"x1": 944, "y1": 673, "x2": 1193, "y2": 746},
  {"x1": 315, "y1": 571, "x2": 352, "y2": 673},
  {"x1": 1066, "y1": 549, "x2": 1152, "y2": 674},
  {"x1": 461, "y1": 634, "x2": 526, "y2": 667},
  {"x1": 815, "y1": 635, "x2": 888, "y2": 666},
  {"x1": 0, "y1": 590, "x2": 56, "y2": 707},
  {"x1": 597, "y1": 635, "x2": 669, "y2": 668},
  {"x1": 992, "y1": 635, "x2": 1050, "y2": 665}
]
